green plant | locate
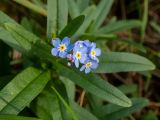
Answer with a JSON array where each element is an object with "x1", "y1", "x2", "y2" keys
[{"x1": 0, "y1": 0, "x2": 155, "y2": 120}]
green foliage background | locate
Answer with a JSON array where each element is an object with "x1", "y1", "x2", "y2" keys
[{"x1": 0, "y1": 0, "x2": 159, "y2": 120}]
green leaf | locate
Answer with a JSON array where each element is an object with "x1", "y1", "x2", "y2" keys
[
  {"x1": 94, "y1": 52, "x2": 155, "y2": 73},
  {"x1": 118, "y1": 84, "x2": 137, "y2": 94},
  {"x1": 77, "y1": 0, "x2": 90, "y2": 12},
  {"x1": 58, "y1": 0, "x2": 68, "y2": 32},
  {"x1": 72, "y1": 5, "x2": 96, "y2": 39},
  {"x1": 117, "y1": 39, "x2": 147, "y2": 53},
  {"x1": 3, "y1": 23, "x2": 38, "y2": 52},
  {"x1": 80, "y1": 33, "x2": 117, "y2": 41},
  {"x1": 95, "y1": 20, "x2": 142, "y2": 34},
  {"x1": 47, "y1": 0, "x2": 57, "y2": 37},
  {"x1": 60, "y1": 76, "x2": 75, "y2": 101},
  {"x1": 142, "y1": 111, "x2": 158, "y2": 120},
  {"x1": 0, "y1": 67, "x2": 50, "y2": 115},
  {"x1": 51, "y1": 86, "x2": 78, "y2": 120},
  {"x1": 0, "y1": 28, "x2": 23, "y2": 52},
  {"x1": 100, "y1": 98, "x2": 149, "y2": 120},
  {"x1": 56, "y1": 64, "x2": 132, "y2": 107},
  {"x1": 53, "y1": 81, "x2": 72, "y2": 120},
  {"x1": 71, "y1": 102, "x2": 99, "y2": 120},
  {"x1": 0, "y1": 11, "x2": 16, "y2": 25},
  {"x1": 150, "y1": 21, "x2": 160, "y2": 33},
  {"x1": 31, "y1": 88, "x2": 64, "y2": 120},
  {"x1": 13, "y1": 0, "x2": 47, "y2": 16},
  {"x1": 92, "y1": 0, "x2": 114, "y2": 30},
  {"x1": 67, "y1": 0, "x2": 80, "y2": 18},
  {"x1": 47, "y1": 0, "x2": 68, "y2": 37},
  {"x1": 0, "y1": 12, "x2": 23, "y2": 51},
  {"x1": 0, "y1": 115, "x2": 41, "y2": 120},
  {"x1": 59, "y1": 15, "x2": 85, "y2": 38}
]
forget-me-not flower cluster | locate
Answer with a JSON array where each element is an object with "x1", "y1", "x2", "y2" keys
[{"x1": 51, "y1": 37, "x2": 101, "y2": 74}]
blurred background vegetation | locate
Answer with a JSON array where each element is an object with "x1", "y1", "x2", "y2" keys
[{"x1": 0, "y1": 0, "x2": 160, "y2": 120}]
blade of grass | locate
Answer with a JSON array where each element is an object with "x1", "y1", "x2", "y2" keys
[
  {"x1": 58, "y1": 0, "x2": 68, "y2": 33},
  {"x1": 13, "y1": 0, "x2": 47, "y2": 16},
  {"x1": 150, "y1": 21, "x2": 160, "y2": 33},
  {"x1": 47, "y1": 0, "x2": 57, "y2": 38},
  {"x1": 141, "y1": 0, "x2": 148, "y2": 42},
  {"x1": 67, "y1": 0, "x2": 80, "y2": 18},
  {"x1": 51, "y1": 86, "x2": 78, "y2": 120},
  {"x1": 92, "y1": 0, "x2": 114, "y2": 30}
]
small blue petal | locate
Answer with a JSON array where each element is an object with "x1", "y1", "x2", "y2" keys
[
  {"x1": 80, "y1": 47, "x2": 88, "y2": 53},
  {"x1": 85, "y1": 68, "x2": 91, "y2": 74},
  {"x1": 91, "y1": 61, "x2": 98, "y2": 69},
  {"x1": 51, "y1": 48, "x2": 58, "y2": 56},
  {"x1": 67, "y1": 44, "x2": 74, "y2": 52},
  {"x1": 52, "y1": 38, "x2": 61, "y2": 47},
  {"x1": 80, "y1": 65, "x2": 85, "y2": 71},
  {"x1": 75, "y1": 59, "x2": 79, "y2": 68},
  {"x1": 91, "y1": 42, "x2": 96, "y2": 49},
  {"x1": 59, "y1": 51, "x2": 67, "y2": 58},
  {"x1": 90, "y1": 56, "x2": 99, "y2": 62},
  {"x1": 73, "y1": 45, "x2": 79, "y2": 51},
  {"x1": 95, "y1": 57, "x2": 99, "y2": 63},
  {"x1": 75, "y1": 41, "x2": 84, "y2": 46},
  {"x1": 83, "y1": 40, "x2": 91, "y2": 47},
  {"x1": 80, "y1": 54, "x2": 87, "y2": 63},
  {"x1": 62, "y1": 37, "x2": 70, "y2": 46},
  {"x1": 94, "y1": 48, "x2": 101, "y2": 56}
]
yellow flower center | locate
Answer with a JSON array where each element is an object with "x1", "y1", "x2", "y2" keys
[
  {"x1": 58, "y1": 44, "x2": 66, "y2": 52},
  {"x1": 85, "y1": 62, "x2": 92, "y2": 68},
  {"x1": 76, "y1": 51, "x2": 81, "y2": 59},
  {"x1": 91, "y1": 50, "x2": 96, "y2": 57}
]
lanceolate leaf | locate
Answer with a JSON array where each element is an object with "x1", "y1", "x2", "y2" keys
[
  {"x1": 94, "y1": 52, "x2": 155, "y2": 73},
  {"x1": 0, "y1": 115, "x2": 40, "y2": 120},
  {"x1": 31, "y1": 89, "x2": 64, "y2": 120},
  {"x1": 58, "y1": 0, "x2": 68, "y2": 32},
  {"x1": 72, "y1": 5, "x2": 96, "y2": 39},
  {"x1": 67, "y1": 0, "x2": 80, "y2": 18},
  {"x1": 95, "y1": 20, "x2": 142, "y2": 34},
  {"x1": 100, "y1": 98, "x2": 149, "y2": 120},
  {"x1": 92, "y1": 0, "x2": 114, "y2": 30},
  {"x1": 71, "y1": 102, "x2": 99, "y2": 120},
  {"x1": 0, "y1": 115, "x2": 41, "y2": 120},
  {"x1": 59, "y1": 15, "x2": 85, "y2": 38},
  {"x1": 0, "y1": 12, "x2": 24, "y2": 51},
  {"x1": 4, "y1": 23, "x2": 38, "y2": 51},
  {"x1": 47, "y1": 0, "x2": 68, "y2": 37},
  {"x1": 47, "y1": 0, "x2": 57, "y2": 37},
  {"x1": 55, "y1": 64, "x2": 132, "y2": 107},
  {"x1": 51, "y1": 86, "x2": 78, "y2": 120},
  {"x1": 0, "y1": 11, "x2": 16, "y2": 25},
  {"x1": 118, "y1": 84, "x2": 137, "y2": 94},
  {"x1": 77, "y1": 0, "x2": 90, "y2": 12},
  {"x1": 0, "y1": 67, "x2": 50, "y2": 115},
  {"x1": 60, "y1": 76, "x2": 75, "y2": 101}
]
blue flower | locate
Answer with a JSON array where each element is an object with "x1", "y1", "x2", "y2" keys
[
  {"x1": 89, "y1": 43, "x2": 101, "y2": 62},
  {"x1": 72, "y1": 41, "x2": 88, "y2": 68},
  {"x1": 51, "y1": 37, "x2": 73, "y2": 58},
  {"x1": 80, "y1": 59, "x2": 98, "y2": 74}
]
